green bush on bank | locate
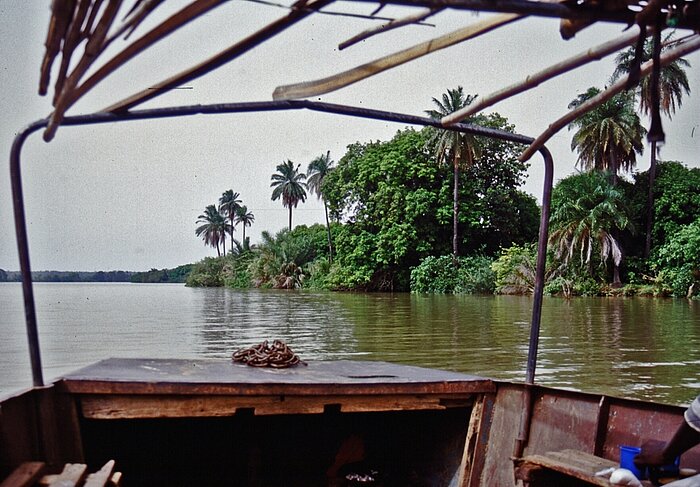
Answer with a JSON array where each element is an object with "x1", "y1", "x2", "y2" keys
[
  {"x1": 185, "y1": 257, "x2": 226, "y2": 287},
  {"x1": 410, "y1": 255, "x2": 495, "y2": 294}
]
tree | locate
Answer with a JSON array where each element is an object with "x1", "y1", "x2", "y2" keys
[
  {"x1": 655, "y1": 218, "x2": 700, "y2": 297},
  {"x1": 235, "y1": 205, "x2": 255, "y2": 247},
  {"x1": 548, "y1": 171, "x2": 633, "y2": 286},
  {"x1": 613, "y1": 34, "x2": 691, "y2": 257},
  {"x1": 270, "y1": 159, "x2": 307, "y2": 231},
  {"x1": 568, "y1": 87, "x2": 645, "y2": 185},
  {"x1": 219, "y1": 190, "x2": 242, "y2": 255},
  {"x1": 634, "y1": 161, "x2": 700, "y2": 256},
  {"x1": 323, "y1": 124, "x2": 535, "y2": 291},
  {"x1": 425, "y1": 86, "x2": 481, "y2": 259},
  {"x1": 307, "y1": 151, "x2": 335, "y2": 262},
  {"x1": 195, "y1": 205, "x2": 227, "y2": 256},
  {"x1": 324, "y1": 129, "x2": 442, "y2": 290}
]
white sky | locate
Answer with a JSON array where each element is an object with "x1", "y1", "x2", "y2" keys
[{"x1": 0, "y1": 2, "x2": 698, "y2": 272}]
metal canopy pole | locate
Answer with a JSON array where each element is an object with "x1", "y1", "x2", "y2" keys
[{"x1": 10, "y1": 99, "x2": 553, "y2": 392}]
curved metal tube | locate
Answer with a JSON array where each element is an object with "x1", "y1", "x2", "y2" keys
[{"x1": 10, "y1": 99, "x2": 553, "y2": 392}]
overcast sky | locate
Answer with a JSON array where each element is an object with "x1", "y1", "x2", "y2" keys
[{"x1": 1, "y1": 2, "x2": 698, "y2": 272}]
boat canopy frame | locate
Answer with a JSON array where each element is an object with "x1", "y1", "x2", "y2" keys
[
  {"x1": 10, "y1": 99, "x2": 552, "y2": 390},
  {"x1": 10, "y1": 0, "x2": 699, "y2": 463}
]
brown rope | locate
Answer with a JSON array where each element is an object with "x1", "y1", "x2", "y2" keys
[{"x1": 232, "y1": 340, "x2": 307, "y2": 368}]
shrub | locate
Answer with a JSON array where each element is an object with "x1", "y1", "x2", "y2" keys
[{"x1": 410, "y1": 255, "x2": 495, "y2": 294}]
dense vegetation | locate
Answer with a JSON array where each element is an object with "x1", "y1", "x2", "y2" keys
[{"x1": 186, "y1": 120, "x2": 698, "y2": 298}]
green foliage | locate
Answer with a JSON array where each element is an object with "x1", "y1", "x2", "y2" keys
[
  {"x1": 654, "y1": 219, "x2": 700, "y2": 297},
  {"x1": 492, "y1": 244, "x2": 566, "y2": 295},
  {"x1": 271, "y1": 159, "x2": 307, "y2": 230},
  {"x1": 641, "y1": 162, "x2": 700, "y2": 256},
  {"x1": 548, "y1": 170, "x2": 633, "y2": 279},
  {"x1": 250, "y1": 225, "x2": 329, "y2": 289},
  {"x1": 410, "y1": 255, "x2": 495, "y2": 294},
  {"x1": 222, "y1": 252, "x2": 255, "y2": 288},
  {"x1": 459, "y1": 113, "x2": 539, "y2": 254},
  {"x1": 325, "y1": 129, "x2": 442, "y2": 291},
  {"x1": 492, "y1": 244, "x2": 539, "y2": 295},
  {"x1": 323, "y1": 122, "x2": 537, "y2": 291},
  {"x1": 185, "y1": 257, "x2": 226, "y2": 287},
  {"x1": 131, "y1": 264, "x2": 193, "y2": 283},
  {"x1": 568, "y1": 88, "x2": 645, "y2": 176}
]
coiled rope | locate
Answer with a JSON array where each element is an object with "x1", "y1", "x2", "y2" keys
[{"x1": 232, "y1": 340, "x2": 307, "y2": 368}]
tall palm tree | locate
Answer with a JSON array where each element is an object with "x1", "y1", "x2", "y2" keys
[
  {"x1": 548, "y1": 171, "x2": 633, "y2": 286},
  {"x1": 195, "y1": 205, "x2": 227, "y2": 256},
  {"x1": 307, "y1": 151, "x2": 335, "y2": 262},
  {"x1": 235, "y1": 205, "x2": 255, "y2": 247},
  {"x1": 613, "y1": 34, "x2": 691, "y2": 257},
  {"x1": 425, "y1": 86, "x2": 481, "y2": 260},
  {"x1": 568, "y1": 87, "x2": 645, "y2": 186},
  {"x1": 271, "y1": 160, "x2": 307, "y2": 231},
  {"x1": 219, "y1": 190, "x2": 242, "y2": 254}
]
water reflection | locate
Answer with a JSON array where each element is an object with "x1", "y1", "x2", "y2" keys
[{"x1": 1, "y1": 283, "x2": 699, "y2": 405}]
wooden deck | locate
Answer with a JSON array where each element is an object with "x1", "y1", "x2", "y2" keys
[{"x1": 58, "y1": 358, "x2": 495, "y2": 418}]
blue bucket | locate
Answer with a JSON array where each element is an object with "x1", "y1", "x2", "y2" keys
[
  {"x1": 619, "y1": 445, "x2": 680, "y2": 481},
  {"x1": 619, "y1": 445, "x2": 645, "y2": 479}
]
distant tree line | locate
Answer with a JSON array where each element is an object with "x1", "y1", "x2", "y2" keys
[
  {"x1": 0, "y1": 266, "x2": 194, "y2": 283},
  {"x1": 0, "y1": 270, "x2": 133, "y2": 282}
]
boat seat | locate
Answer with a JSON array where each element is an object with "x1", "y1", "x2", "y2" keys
[
  {"x1": 1, "y1": 461, "x2": 121, "y2": 487},
  {"x1": 514, "y1": 449, "x2": 652, "y2": 486}
]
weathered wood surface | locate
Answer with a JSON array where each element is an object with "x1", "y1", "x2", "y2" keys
[
  {"x1": 80, "y1": 392, "x2": 474, "y2": 419},
  {"x1": 59, "y1": 359, "x2": 495, "y2": 396},
  {"x1": 0, "y1": 462, "x2": 46, "y2": 487},
  {"x1": 515, "y1": 450, "x2": 618, "y2": 486},
  {"x1": 38, "y1": 462, "x2": 120, "y2": 487},
  {"x1": 47, "y1": 463, "x2": 87, "y2": 487},
  {"x1": 82, "y1": 460, "x2": 114, "y2": 487}
]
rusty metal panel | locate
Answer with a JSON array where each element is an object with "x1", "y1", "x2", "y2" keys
[
  {"x1": 525, "y1": 388, "x2": 601, "y2": 455},
  {"x1": 603, "y1": 399, "x2": 700, "y2": 469}
]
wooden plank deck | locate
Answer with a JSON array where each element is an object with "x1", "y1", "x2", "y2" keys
[
  {"x1": 59, "y1": 358, "x2": 495, "y2": 395},
  {"x1": 58, "y1": 359, "x2": 494, "y2": 419}
]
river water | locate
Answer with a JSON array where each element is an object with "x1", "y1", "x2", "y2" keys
[{"x1": 1, "y1": 282, "x2": 699, "y2": 405}]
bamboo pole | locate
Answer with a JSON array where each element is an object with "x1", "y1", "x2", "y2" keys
[
  {"x1": 441, "y1": 25, "x2": 644, "y2": 125},
  {"x1": 101, "y1": 0, "x2": 333, "y2": 114},
  {"x1": 519, "y1": 34, "x2": 700, "y2": 162},
  {"x1": 273, "y1": 13, "x2": 521, "y2": 100},
  {"x1": 338, "y1": 8, "x2": 441, "y2": 50},
  {"x1": 40, "y1": 0, "x2": 76, "y2": 96},
  {"x1": 44, "y1": 0, "x2": 123, "y2": 141},
  {"x1": 53, "y1": 0, "x2": 92, "y2": 105},
  {"x1": 64, "y1": 0, "x2": 225, "y2": 117}
]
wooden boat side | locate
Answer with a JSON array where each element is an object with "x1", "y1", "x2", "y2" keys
[{"x1": 3, "y1": 359, "x2": 700, "y2": 486}]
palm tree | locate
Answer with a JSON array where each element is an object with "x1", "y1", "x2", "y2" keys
[
  {"x1": 235, "y1": 205, "x2": 255, "y2": 247},
  {"x1": 548, "y1": 171, "x2": 633, "y2": 286},
  {"x1": 425, "y1": 86, "x2": 481, "y2": 260},
  {"x1": 568, "y1": 87, "x2": 645, "y2": 186},
  {"x1": 195, "y1": 205, "x2": 227, "y2": 257},
  {"x1": 307, "y1": 151, "x2": 335, "y2": 262},
  {"x1": 219, "y1": 190, "x2": 242, "y2": 254},
  {"x1": 613, "y1": 34, "x2": 691, "y2": 257},
  {"x1": 270, "y1": 159, "x2": 307, "y2": 231}
]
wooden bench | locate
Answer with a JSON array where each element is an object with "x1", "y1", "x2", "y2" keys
[
  {"x1": 1, "y1": 461, "x2": 121, "y2": 487},
  {"x1": 514, "y1": 449, "x2": 654, "y2": 486}
]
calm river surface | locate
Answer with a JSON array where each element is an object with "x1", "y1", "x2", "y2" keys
[{"x1": 1, "y1": 282, "x2": 699, "y2": 405}]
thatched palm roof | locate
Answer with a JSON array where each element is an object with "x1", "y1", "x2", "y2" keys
[{"x1": 39, "y1": 0, "x2": 700, "y2": 157}]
